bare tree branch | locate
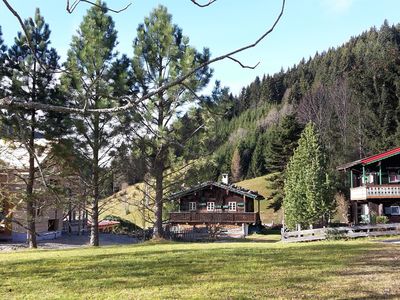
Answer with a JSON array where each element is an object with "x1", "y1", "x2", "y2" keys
[
  {"x1": 227, "y1": 56, "x2": 260, "y2": 69},
  {"x1": 0, "y1": 0, "x2": 286, "y2": 114},
  {"x1": 66, "y1": 0, "x2": 132, "y2": 14},
  {"x1": 190, "y1": 0, "x2": 217, "y2": 8}
]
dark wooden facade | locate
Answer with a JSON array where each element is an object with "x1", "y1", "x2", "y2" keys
[
  {"x1": 169, "y1": 182, "x2": 264, "y2": 225},
  {"x1": 338, "y1": 147, "x2": 400, "y2": 224}
]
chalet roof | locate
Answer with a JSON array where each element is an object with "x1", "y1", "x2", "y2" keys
[
  {"x1": 0, "y1": 139, "x2": 50, "y2": 169},
  {"x1": 337, "y1": 146, "x2": 400, "y2": 170},
  {"x1": 169, "y1": 181, "x2": 265, "y2": 200}
]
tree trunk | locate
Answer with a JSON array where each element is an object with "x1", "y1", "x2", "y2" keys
[
  {"x1": 89, "y1": 115, "x2": 100, "y2": 246},
  {"x1": 26, "y1": 110, "x2": 37, "y2": 249},
  {"x1": 153, "y1": 160, "x2": 164, "y2": 238}
]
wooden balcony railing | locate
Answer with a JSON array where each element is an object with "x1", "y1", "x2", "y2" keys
[
  {"x1": 350, "y1": 184, "x2": 400, "y2": 200},
  {"x1": 169, "y1": 212, "x2": 259, "y2": 224}
]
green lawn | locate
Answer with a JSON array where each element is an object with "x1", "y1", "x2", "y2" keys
[{"x1": 1, "y1": 239, "x2": 400, "y2": 299}]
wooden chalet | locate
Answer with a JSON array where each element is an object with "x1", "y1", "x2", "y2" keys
[
  {"x1": 0, "y1": 168, "x2": 63, "y2": 241},
  {"x1": 338, "y1": 147, "x2": 400, "y2": 224},
  {"x1": 0, "y1": 139, "x2": 87, "y2": 242},
  {"x1": 169, "y1": 176, "x2": 265, "y2": 236}
]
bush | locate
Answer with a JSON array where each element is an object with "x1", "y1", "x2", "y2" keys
[
  {"x1": 376, "y1": 216, "x2": 389, "y2": 224},
  {"x1": 103, "y1": 215, "x2": 142, "y2": 233},
  {"x1": 326, "y1": 228, "x2": 347, "y2": 240}
]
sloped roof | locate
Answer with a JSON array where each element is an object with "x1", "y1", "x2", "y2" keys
[
  {"x1": 169, "y1": 181, "x2": 265, "y2": 200},
  {"x1": 337, "y1": 146, "x2": 400, "y2": 170},
  {"x1": 0, "y1": 139, "x2": 50, "y2": 169}
]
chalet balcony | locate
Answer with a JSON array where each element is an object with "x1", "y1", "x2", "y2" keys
[
  {"x1": 169, "y1": 212, "x2": 259, "y2": 224},
  {"x1": 350, "y1": 184, "x2": 400, "y2": 200}
]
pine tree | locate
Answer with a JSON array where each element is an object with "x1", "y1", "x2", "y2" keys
[
  {"x1": 0, "y1": 26, "x2": 6, "y2": 98},
  {"x1": 131, "y1": 5, "x2": 212, "y2": 238},
  {"x1": 61, "y1": 1, "x2": 128, "y2": 246},
  {"x1": 283, "y1": 122, "x2": 334, "y2": 230},
  {"x1": 264, "y1": 172, "x2": 284, "y2": 212},
  {"x1": 249, "y1": 134, "x2": 266, "y2": 177},
  {"x1": 264, "y1": 115, "x2": 302, "y2": 173},
  {"x1": 2, "y1": 9, "x2": 61, "y2": 248},
  {"x1": 230, "y1": 147, "x2": 242, "y2": 183}
]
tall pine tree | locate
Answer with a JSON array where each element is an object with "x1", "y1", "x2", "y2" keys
[
  {"x1": 131, "y1": 5, "x2": 212, "y2": 238},
  {"x1": 1, "y1": 9, "x2": 60, "y2": 248},
  {"x1": 283, "y1": 122, "x2": 334, "y2": 230},
  {"x1": 61, "y1": 1, "x2": 129, "y2": 246}
]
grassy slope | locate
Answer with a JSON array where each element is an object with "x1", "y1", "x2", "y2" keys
[
  {"x1": 100, "y1": 183, "x2": 152, "y2": 228},
  {"x1": 236, "y1": 175, "x2": 283, "y2": 224},
  {"x1": 1, "y1": 239, "x2": 400, "y2": 299}
]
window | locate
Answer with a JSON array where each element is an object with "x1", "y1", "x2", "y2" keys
[
  {"x1": 207, "y1": 202, "x2": 215, "y2": 211},
  {"x1": 48, "y1": 219, "x2": 59, "y2": 231},
  {"x1": 391, "y1": 206, "x2": 400, "y2": 215},
  {"x1": 189, "y1": 202, "x2": 196, "y2": 211},
  {"x1": 228, "y1": 202, "x2": 237, "y2": 211},
  {"x1": 385, "y1": 206, "x2": 400, "y2": 215},
  {"x1": 389, "y1": 172, "x2": 400, "y2": 183}
]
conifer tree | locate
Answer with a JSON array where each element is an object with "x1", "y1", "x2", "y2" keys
[
  {"x1": 61, "y1": 1, "x2": 129, "y2": 246},
  {"x1": 131, "y1": 5, "x2": 212, "y2": 238},
  {"x1": 0, "y1": 27, "x2": 6, "y2": 98},
  {"x1": 283, "y1": 122, "x2": 334, "y2": 230},
  {"x1": 249, "y1": 134, "x2": 266, "y2": 178},
  {"x1": 1, "y1": 9, "x2": 60, "y2": 248},
  {"x1": 263, "y1": 115, "x2": 301, "y2": 211}
]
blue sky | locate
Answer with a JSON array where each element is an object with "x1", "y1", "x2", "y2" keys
[{"x1": 1, "y1": 0, "x2": 400, "y2": 95}]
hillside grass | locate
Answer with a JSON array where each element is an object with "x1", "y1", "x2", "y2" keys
[
  {"x1": 1, "y1": 239, "x2": 400, "y2": 299},
  {"x1": 100, "y1": 183, "x2": 152, "y2": 228},
  {"x1": 236, "y1": 175, "x2": 282, "y2": 224}
]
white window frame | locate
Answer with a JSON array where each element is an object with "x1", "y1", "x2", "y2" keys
[
  {"x1": 207, "y1": 202, "x2": 215, "y2": 211},
  {"x1": 228, "y1": 202, "x2": 237, "y2": 212},
  {"x1": 189, "y1": 202, "x2": 196, "y2": 211}
]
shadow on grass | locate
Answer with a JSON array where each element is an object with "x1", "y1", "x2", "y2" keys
[{"x1": 1, "y1": 242, "x2": 399, "y2": 299}]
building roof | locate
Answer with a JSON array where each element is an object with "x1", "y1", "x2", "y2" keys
[
  {"x1": 169, "y1": 181, "x2": 265, "y2": 200},
  {"x1": 0, "y1": 139, "x2": 50, "y2": 169},
  {"x1": 337, "y1": 146, "x2": 400, "y2": 170}
]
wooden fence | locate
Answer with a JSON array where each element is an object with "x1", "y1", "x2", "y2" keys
[{"x1": 281, "y1": 223, "x2": 400, "y2": 243}]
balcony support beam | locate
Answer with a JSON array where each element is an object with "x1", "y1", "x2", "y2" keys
[{"x1": 350, "y1": 169, "x2": 353, "y2": 188}]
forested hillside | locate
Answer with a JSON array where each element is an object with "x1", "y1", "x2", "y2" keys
[{"x1": 184, "y1": 20, "x2": 400, "y2": 184}]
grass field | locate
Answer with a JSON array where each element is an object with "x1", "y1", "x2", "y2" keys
[{"x1": 1, "y1": 238, "x2": 399, "y2": 299}]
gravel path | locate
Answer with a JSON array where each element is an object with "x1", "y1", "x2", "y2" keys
[{"x1": 0, "y1": 233, "x2": 140, "y2": 252}]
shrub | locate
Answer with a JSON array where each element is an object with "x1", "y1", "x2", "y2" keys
[
  {"x1": 376, "y1": 216, "x2": 389, "y2": 224},
  {"x1": 103, "y1": 215, "x2": 142, "y2": 233}
]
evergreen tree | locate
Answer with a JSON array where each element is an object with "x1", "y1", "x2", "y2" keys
[
  {"x1": 61, "y1": 1, "x2": 128, "y2": 246},
  {"x1": 1, "y1": 9, "x2": 61, "y2": 248},
  {"x1": 283, "y1": 122, "x2": 334, "y2": 230},
  {"x1": 249, "y1": 134, "x2": 266, "y2": 177},
  {"x1": 131, "y1": 5, "x2": 212, "y2": 238},
  {"x1": 0, "y1": 26, "x2": 6, "y2": 98},
  {"x1": 230, "y1": 147, "x2": 242, "y2": 183},
  {"x1": 264, "y1": 172, "x2": 284, "y2": 212}
]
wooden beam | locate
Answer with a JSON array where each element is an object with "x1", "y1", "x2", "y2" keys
[{"x1": 350, "y1": 169, "x2": 353, "y2": 188}]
